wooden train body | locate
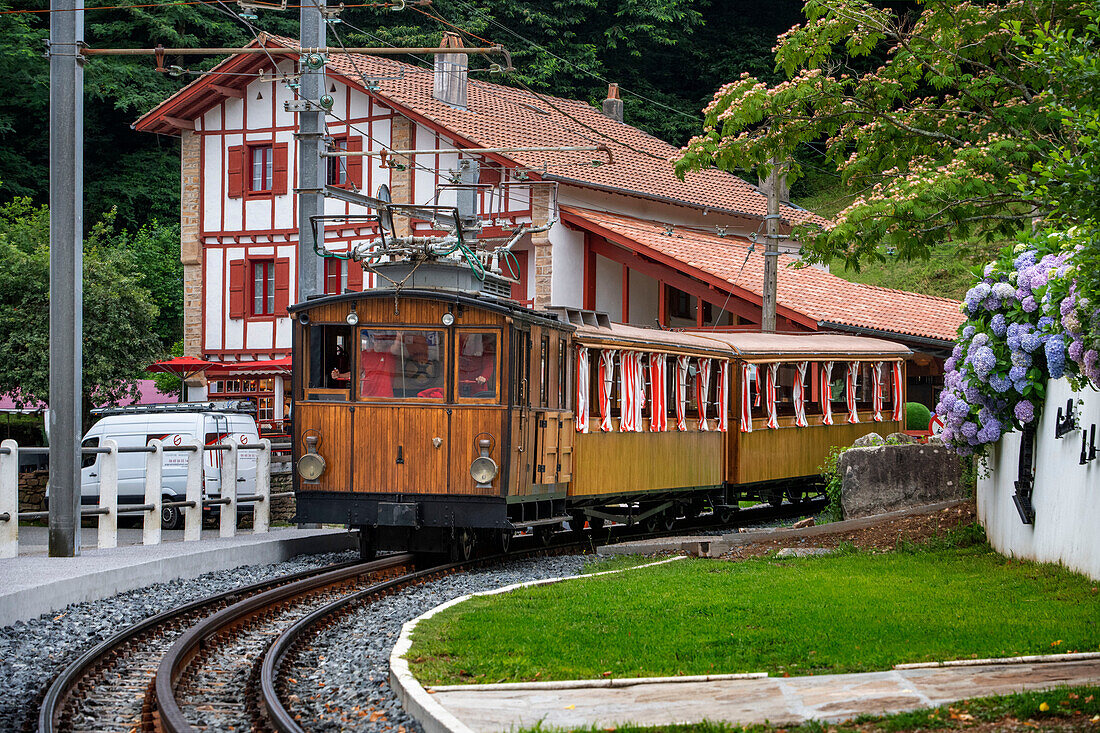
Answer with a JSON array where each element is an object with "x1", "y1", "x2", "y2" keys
[{"x1": 289, "y1": 289, "x2": 909, "y2": 555}]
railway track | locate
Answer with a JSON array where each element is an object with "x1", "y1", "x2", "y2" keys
[{"x1": 37, "y1": 497, "x2": 822, "y2": 733}]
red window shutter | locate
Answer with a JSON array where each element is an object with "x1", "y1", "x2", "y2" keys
[
  {"x1": 345, "y1": 136, "x2": 363, "y2": 189},
  {"x1": 227, "y1": 145, "x2": 245, "y2": 199},
  {"x1": 509, "y1": 250, "x2": 528, "y2": 303},
  {"x1": 479, "y1": 166, "x2": 501, "y2": 186},
  {"x1": 229, "y1": 259, "x2": 246, "y2": 318},
  {"x1": 347, "y1": 260, "x2": 363, "y2": 291},
  {"x1": 274, "y1": 257, "x2": 291, "y2": 315},
  {"x1": 273, "y1": 142, "x2": 289, "y2": 195},
  {"x1": 323, "y1": 258, "x2": 337, "y2": 294}
]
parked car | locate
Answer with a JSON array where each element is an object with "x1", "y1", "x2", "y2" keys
[{"x1": 46, "y1": 402, "x2": 260, "y2": 529}]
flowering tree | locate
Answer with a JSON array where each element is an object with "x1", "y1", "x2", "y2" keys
[{"x1": 673, "y1": 0, "x2": 1088, "y2": 268}]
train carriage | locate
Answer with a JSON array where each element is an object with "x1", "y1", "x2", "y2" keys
[{"x1": 289, "y1": 287, "x2": 909, "y2": 559}]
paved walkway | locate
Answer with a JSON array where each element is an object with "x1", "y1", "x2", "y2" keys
[
  {"x1": 427, "y1": 659, "x2": 1100, "y2": 731},
  {"x1": 0, "y1": 526, "x2": 356, "y2": 626}
]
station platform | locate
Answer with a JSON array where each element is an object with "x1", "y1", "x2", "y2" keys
[{"x1": 0, "y1": 526, "x2": 357, "y2": 627}]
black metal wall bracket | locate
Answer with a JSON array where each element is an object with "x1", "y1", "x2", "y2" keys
[
  {"x1": 1080, "y1": 424, "x2": 1098, "y2": 465},
  {"x1": 1012, "y1": 422, "x2": 1036, "y2": 525},
  {"x1": 1055, "y1": 399, "x2": 1077, "y2": 439}
]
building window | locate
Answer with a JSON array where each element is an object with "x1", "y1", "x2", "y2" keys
[
  {"x1": 327, "y1": 139, "x2": 348, "y2": 186},
  {"x1": 252, "y1": 260, "x2": 275, "y2": 316},
  {"x1": 324, "y1": 258, "x2": 348, "y2": 295},
  {"x1": 209, "y1": 377, "x2": 284, "y2": 436},
  {"x1": 251, "y1": 145, "x2": 273, "y2": 193}
]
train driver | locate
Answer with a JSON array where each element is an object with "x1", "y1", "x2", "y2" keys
[
  {"x1": 458, "y1": 333, "x2": 497, "y2": 397},
  {"x1": 357, "y1": 330, "x2": 401, "y2": 398}
]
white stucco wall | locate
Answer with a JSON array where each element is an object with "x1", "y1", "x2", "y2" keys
[{"x1": 978, "y1": 378, "x2": 1100, "y2": 580}]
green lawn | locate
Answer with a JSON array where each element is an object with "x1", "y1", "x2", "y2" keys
[
  {"x1": 407, "y1": 546, "x2": 1100, "y2": 685},
  {"x1": 514, "y1": 684, "x2": 1100, "y2": 732}
]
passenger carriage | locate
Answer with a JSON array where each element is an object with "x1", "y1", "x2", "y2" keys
[{"x1": 289, "y1": 288, "x2": 909, "y2": 559}]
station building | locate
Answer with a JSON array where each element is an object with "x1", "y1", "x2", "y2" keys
[{"x1": 135, "y1": 33, "x2": 963, "y2": 435}]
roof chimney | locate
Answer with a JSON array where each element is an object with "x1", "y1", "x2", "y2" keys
[
  {"x1": 433, "y1": 32, "x2": 468, "y2": 109},
  {"x1": 601, "y1": 83, "x2": 623, "y2": 122}
]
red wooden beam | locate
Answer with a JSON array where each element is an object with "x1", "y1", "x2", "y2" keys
[
  {"x1": 621, "y1": 264, "x2": 630, "y2": 323},
  {"x1": 163, "y1": 115, "x2": 195, "y2": 130},
  {"x1": 658, "y1": 280, "x2": 667, "y2": 327},
  {"x1": 583, "y1": 233, "x2": 596, "y2": 311},
  {"x1": 211, "y1": 83, "x2": 245, "y2": 99}
]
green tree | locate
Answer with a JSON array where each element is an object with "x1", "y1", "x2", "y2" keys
[
  {"x1": 0, "y1": 197, "x2": 163, "y2": 426},
  {"x1": 674, "y1": 0, "x2": 1091, "y2": 269}
]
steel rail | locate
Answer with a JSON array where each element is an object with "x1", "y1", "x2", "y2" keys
[
  {"x1": 37, "y1": 558, "x2": 365, "y2": 733},
  {"x1": 154, "y1": 553, "x2": 417, "y2": 733}
]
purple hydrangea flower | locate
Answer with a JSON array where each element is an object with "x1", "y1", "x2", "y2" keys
[
  {"x1": 1069, "y1": 339, "x2": 1085, "y2": 362},
  {"x1": 970, "y1": 345, "x2": 996, "y2": 377},
  {"x1": 944, "y1": 357, "x2": 957, "y2": 372},
  {"x1": 1044, "y1": 335, "x2": 1066, "y2": 379},
  {"x1": 961, "y1": 421, "x2": 979, "y2": 439},
  {"x1": 964, "y1": 385, "x2": 982, "y2": 404},
  {"x1": 1014, "y1": 400, "x2": 1035, "y2": 423},
  {"x1": 1022, "y1": 296, "x2": 1039, "y2": 312},
  {"x1": 950, "y1": 398, "x2": 970, "y2": 418}
]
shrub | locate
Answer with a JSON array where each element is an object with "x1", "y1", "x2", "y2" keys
[{"x1": 905, "y1": 402, "x2": 931, "y2": 431}]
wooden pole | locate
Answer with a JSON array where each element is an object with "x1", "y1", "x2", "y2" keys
[{"x1": 761, "y1": 156, "x2": 780, "y2": 333}]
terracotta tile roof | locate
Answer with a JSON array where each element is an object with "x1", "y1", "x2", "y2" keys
[
  {"x1": 562, "y1": 206, "x2": 965, "y2": 345},
  {"x1": 135, "y1": 35, "x2": 827, "y2": 226}
]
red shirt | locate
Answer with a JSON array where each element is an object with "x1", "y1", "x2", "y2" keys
[{"x1": 359, "y1": 351, "x2": 395, "y2": 397}]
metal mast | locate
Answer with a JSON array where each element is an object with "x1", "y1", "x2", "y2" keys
[
  {"x1": 48, "y1": 0, "x2": 84, "y2": 556},
  {"x1": 761, "y1": 157, "x2": 780, "y2": 333},
  {"x1": 297, "y1": 1, "x2": 327, "y2": 300}
]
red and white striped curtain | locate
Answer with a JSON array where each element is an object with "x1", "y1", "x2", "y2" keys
[
  {"x1": 599, "y1": 349, "x2": 616, "y2": 432},
  {"x1": 793, "y1": 361, "x2": 808, "y2": 428},
  {"x1": 717, "y1": 360, "x2": 729, "y2": 432},
  {"x1": 765, "y1": 363, "x2": 779, "y2": 429},
  {"x1": 675, "y1": 355, "x2": 689, "y2": 431},
  {"x1": 619, "y1": 352, "x2": 645, "y2": 433},
  {"x1": 872, "y1": 361, "x2": 884, "y2": 422},
  {"x1": 891, "y1": 361, "x2": 905, "y2": 422},
  {"x1": 649, "y1": 354, "x2": 667, "y2": 432},
  {"x1": 575, "y1": 347, "x2": 589, "y2": 433},
  {"x1": 739, "y1": 363, "x2": 753, "y2": 433},
  {"x1": 846, "y1": 362, "x2": 860, "y2": 424},
  {"x1": 696, "y1": 358, "x2": 712, "y2": 431},
  {"x1": 754, "y1": 364, "x2": 762, "y2": 407},
  {"x1": 820, "y1": 361, "x2": 834, "y2": 426}
]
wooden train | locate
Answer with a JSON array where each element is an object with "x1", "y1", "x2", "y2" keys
[{"x1": 289, "y1": 287, "x2": 909, "y2": 558}]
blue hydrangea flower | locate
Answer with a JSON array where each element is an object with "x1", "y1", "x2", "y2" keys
[
  {"x1": 970, "y1": 346, "x2": 996, "y2": 377},
  {"x1": 1044, "y1": 334, "x2": 1066, "y2": 379},
  {"x1": 990, "y1": 314, "x2": 1007, "y2": 337},
  {"x1": 961, "y1": 325, "x2": 976, "y2": 341},
  {"x1": 1014, "y1": 400, "x2": 1035, "y2": 423},
  {"x1": 1020, "y1": 332, "x2": 1041, "y2": 353},
  {"x1": 1037, "y1": 316, "x2": 1054, "y2": 331},
  {"x1": 1014, "y1": 250, "x2": 1037, "y2": 271},
  {"x1": 1014, "y1": 379, "x2": 1029, "y2": 394},
  {"x1": 989, "y1": 374, "x2": 1011, "y2": 393},
  {"x1": 992, "y1": 282, "x2": 1015, "y2": 300},
  {"x1": 971, "y1": 332, "x2": 990, "y2": 348},
  {"x1": 1009, "y1": 365, "x2": 1027, "y2": 382},
  {"x1": 960, "y1": 421, "x2": 979, "y2": 439},
  {"x1": 950, "y1": 398, "x2": 970, "y2": 418},
  {"x1": 1010, "y1": 350, "x2": 1032, "y2": 368}
]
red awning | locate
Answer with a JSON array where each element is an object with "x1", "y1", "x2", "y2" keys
[
  {"x1": 146, "y1": 356, "x2": 217, "y2": 380},
  {"x1": 206, "y1": 356, "x2": 292, "y2": 377}
]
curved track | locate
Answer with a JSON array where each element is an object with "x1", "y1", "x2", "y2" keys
[{"x1": 38, "y1": 497, "x2": 822, "y2": 732}]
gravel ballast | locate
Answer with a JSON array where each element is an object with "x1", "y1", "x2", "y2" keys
[
  {"x1": 284, "y1": 554, "x2": 588, "y2": 732},
  {"x1": 0, "y1": 550, "x2": 357, "y2": 733}
]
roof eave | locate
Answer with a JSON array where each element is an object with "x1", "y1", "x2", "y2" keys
[{"x1": 817, "y1": 320, "x2": 955, "y2": 352}]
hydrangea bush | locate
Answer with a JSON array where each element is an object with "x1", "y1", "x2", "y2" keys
[{"x1": 936, "y1": 231, "x2": 1100, "y2": 455}]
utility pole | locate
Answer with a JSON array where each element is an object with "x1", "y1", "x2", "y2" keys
[
  {"x1": 297, "y1": 1, "x2": 327, "y2": 300},
  {"x1": 761, "y1": 156, "x2": 781, "y2": 333},
  {"x1": 47, "y1": 0, "x2": 84, "y2": 556}
]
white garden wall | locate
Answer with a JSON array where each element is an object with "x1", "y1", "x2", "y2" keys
[{"x1": 978, "y1": 378, "x2": 1100, "y2": 579}]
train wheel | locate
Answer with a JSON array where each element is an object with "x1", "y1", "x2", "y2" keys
[
  {"x1": 497, "y1": 528, "x2": 512, "y2": 554},
  {"x1": 642, "y1": 514, "x2": 660, "y2": 533},
  {"x1": 450, "y1": 529, "x2": 475, "y2": 562},
  {"x1": 786, "y1": 488, "x2": 806, "y2": 504},
  {"x1": 534, "y1": 525, "x2": 555, "y2": 547},
  {"x1": 718, "y1": 506, "x2": 737, "y2": 524},
  {"x1": 768, "y1": 489, "x2": 784, "y2": 508},
  {"x1": 588, "y1": 516, "x2": 605, "y2": 533},
  {"x1": 358, "y1": 528, "x2": 377, "y2": 561},
  {"x1": 662, "y1": 510, "x2": 677, "y2": 532}
]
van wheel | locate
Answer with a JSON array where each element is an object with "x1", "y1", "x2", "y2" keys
[{"x1": 161, "y1": 502, "x2": 183, "y2": 531}]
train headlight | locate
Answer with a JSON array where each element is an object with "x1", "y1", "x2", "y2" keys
[
  {"x1": 470, "y1": 456, "x2": 497, "y2": 485},
  {"x1": 470, "y1": 436, "x2": 497, "y2": 486},
  {"x1": 298, "y1": 432, "x2": 327, "y2": 481}
]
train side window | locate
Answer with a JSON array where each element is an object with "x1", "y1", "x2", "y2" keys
[
  {"x1": 558, "y1": 338, "x2": 568, "y2": 410},
  {"x1": 588, "y1": 354, "x2": 600, "y2": 419},
  {"x1": 856, "y1": 362, "x2": 878, "y2": 409},
  {"x1": 306, "y1": 324, "x2": 353, "y2": 400},
  {"x1": 456, "y1": 331, "x2": 499, "y2": 401},
  {"x1": 513, "y1": 331, "x2": 529, "y2": 405},
  {"x1": 665, "y1": 356, "x2": 677, "y2": 421},
  {"x1": 539, "y1": 336, "x2": 549, "y2": 407},
  {"x1": 357, "y1": 328, "x2": 445, "y2": 400}
]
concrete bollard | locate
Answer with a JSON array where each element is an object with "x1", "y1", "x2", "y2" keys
[
  {"x1": 254, "y1": 439, "x2": 271, "y2": 534},
  {"x1": 219, "y1": 437, "x2": 238, "y2": 539},
  {"x1": 144, "y1": 440, "x2": 163, "y2": 546},
  {"x1": 98, "y1": 439, "x2": 118, "y2": 550},
  {"x1": 0, "y1": 439, "x2": 18, "y2": 559},
  {"x1": 183, "y1": 440, "x2": 203, "y2": 542}
]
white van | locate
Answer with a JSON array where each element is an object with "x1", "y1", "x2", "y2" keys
[{"x1": 48, "y1": 403, "x2": 260, "y2": 529}]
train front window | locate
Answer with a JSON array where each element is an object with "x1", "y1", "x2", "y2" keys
[
  {"x1": 306, "y1": 324, "x2": 353, "y2": 399},
  {"x1": 358, "y1": 328, "x2": 445, "y2": 400},
  {"x1": 456, "y1": 331, "x2": 499, "y2": 401}
]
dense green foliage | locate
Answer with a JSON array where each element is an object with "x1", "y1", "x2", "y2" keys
[
  {"x1": 905, "y1": 401, "x2": 931, "y2": 432},
  {"x1": 0, "y1": 197, "x2": 166, "y2": 411},
  {"x1": 675, "y1": 1, "x2": 1096, "y2": 270},
  {"x1": 408, "y1": 546, "x2": 1100, "y2": 684},
  {"x1": 0, "y1": 0, "x2": 808, "y2": 231}
]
